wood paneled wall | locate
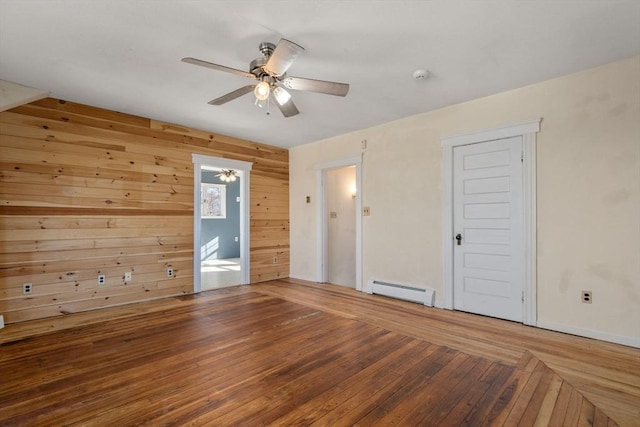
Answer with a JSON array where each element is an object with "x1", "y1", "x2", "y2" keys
[{"x1": 0, "y1": 98, "x2": 289, "y2": 323}]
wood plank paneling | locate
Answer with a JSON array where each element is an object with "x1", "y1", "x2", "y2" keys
[{"x1": 0, "y1": 97, "x2": 289, "y2": 323}]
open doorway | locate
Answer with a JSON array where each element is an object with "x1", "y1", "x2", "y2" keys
[
  {"x1": 192, "y1": 154, "x2": 252, "y2": 293},
  {"x1": 316, "y1": 155, "x2": 362, "y2": 291},
  {"x1": 200, "y1": 168, "x2": 242, "y2": 290},
  {"x1": 325, "y1": 166, "x2": 357, "y2": 288}
]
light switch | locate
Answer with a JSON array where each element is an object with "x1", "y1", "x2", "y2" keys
[{"x1": 330, "y1": 211, "x2": 337, "y2": 218}]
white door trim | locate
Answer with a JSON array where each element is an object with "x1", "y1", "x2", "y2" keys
[
  {"x1": 192, "y1": 154, "x2": 253, "y2": 292},
  {"x1": 315, "y1": 155, "x2": 363, "y2": 291},
  {"x1": 441, "y1": 119, "x2": 541, "y2": 325}
]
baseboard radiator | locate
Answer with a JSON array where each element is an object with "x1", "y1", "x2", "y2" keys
[{"x1": 369, "y1": 280, "x2": 435, "y2": 307}]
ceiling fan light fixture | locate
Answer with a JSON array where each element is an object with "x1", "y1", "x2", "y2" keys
[
  {"x1": 219, "y1": 169, "x2": 238, "y2": 182},
  {"x1": 254, "y1": 81, "x2": 270, "y2": 101},
  {"x1": 273, "y1": 86, "x2": 291, "y2": 105}
]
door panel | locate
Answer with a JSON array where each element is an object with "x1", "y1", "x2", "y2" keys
[{"x1": 453, "y1": 136, "x2": 524, "y2": 322}]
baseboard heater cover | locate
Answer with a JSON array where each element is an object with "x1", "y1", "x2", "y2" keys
[{"x1": 369, "y1": 280, "x2": 435, "y2": 307}]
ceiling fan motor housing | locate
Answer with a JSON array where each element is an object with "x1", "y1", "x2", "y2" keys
[
  {"x1": 251, "y1": 42, "x2": 278, "y2": 77},
  {"x1": 249, "y1": 57, "x2": 269, "y2": 77},
  {"x1": 259, "y1": 42, "x2": 276, "y2": 57}
]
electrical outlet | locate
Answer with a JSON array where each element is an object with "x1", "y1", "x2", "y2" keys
[
  {"x1": 272, "y1": 256, "x2": 277, "y2": 264},
  {"x1": 97, "y1": 275, "x2": 106, "y2": 285},
  {"x1": 124, "y1": 272, "x2": 132, "y2": 282},
  {"x1": 23, "y1": 283, "x2": 32, "y2": 295},
  {"x1": 235, "y1": 236, "x2": 239, "y2": 242},
  {"x1": 363, "y1": 206, "x2": 371, "y2": 216},
  {"x1": 581, "y1": 290, "x2": 592, "y2": 304},
  {"x1": 167, "y1": 268, "x2": 174, "y2": 278}
]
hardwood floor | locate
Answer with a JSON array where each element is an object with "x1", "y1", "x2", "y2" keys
[{"x1": 1, "y1": 279, "x2": 638, "y2": 426}]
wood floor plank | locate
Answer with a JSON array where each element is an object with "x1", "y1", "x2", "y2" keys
[
  {"x1": 298, "y1": 341, "x2": 443, "y2": 426},
  {"x1": 518, "y1": 365, "x2": 558, "y2": 425},
  {"x1": 355, "y1": 351, "x2": 474, "y2": 425},
  {"x1": 0, "y1": 280, "x2": 631, "y2": 426},
  {"x1": 549, "y1": 380, "x2": 577, "y2": 426},
  {"x1": 271, "y1": 338, "x2": 432, "y2": 425},
  {"x1": 480, "y1": 369, "x2": 534, "y2": 426},
  {"x1": 564, "y1": 386, "x2": 588, "y2": 426},
  {"x1": 408, "y1": 357, "x2": 493, "y2": 425},
  {"x1": 533, "y1": 371, "x2": 565, "y2": 426},
  {"x1": 317, "y1": 346, "x2": 459, "y2": 426},
  {"x1": 579, "y1": 399, "x2": 597, "y2": 427},
  {"x1": 439, "y1": 361, "x2": 515, "y2": 426},
  {"x1": 106, "y1": 313, "x2": 363, "y2": 425}
]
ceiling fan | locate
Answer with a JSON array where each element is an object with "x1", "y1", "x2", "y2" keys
[
  {"x1": 182, "y1": 38, "x2": 349, "y2": 118},
  {"x1": 216, "y1": 169, "x2": 238, "y2": 182}
]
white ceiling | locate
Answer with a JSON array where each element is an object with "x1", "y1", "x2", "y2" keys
[{"x1": 1, "y1": 0, "x2": 639, "y2": 148}]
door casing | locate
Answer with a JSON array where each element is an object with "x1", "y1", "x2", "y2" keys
[{"x1": 441, "y1": 119, "x2": 540, "y2": 326}]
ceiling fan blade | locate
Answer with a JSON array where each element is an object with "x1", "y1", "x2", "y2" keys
[
  {"x1": 264, "y1": 38, "x2": 305, "y2": 77},
  {"x1": 208, "y1": 85, "x2": 255, "y2": 105},
  {"x1": 274, "y1": 96, "x2": 300, "y2": 118},
  {"x1": 281, "y1": 76, "x2": 349, "y2": 97},
  {"x1": 182, "y1": 57, "x2": 257, "y2": 80}
]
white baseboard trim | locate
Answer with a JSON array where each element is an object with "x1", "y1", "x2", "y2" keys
[{"x1": 536, "y1": 320, "x2": 640, "y2": 349}]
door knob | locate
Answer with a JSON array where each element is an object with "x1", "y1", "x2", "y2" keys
[{"x1": 455, "y1": 233, "x2": 462, "y2": 246}]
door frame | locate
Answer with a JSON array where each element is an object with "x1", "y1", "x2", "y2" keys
[
  {"x1": 315, "y1": 155, "x2": 363, "y2": 291},
  {"x1": 192, "y1": 154, "x2": 252, "y2": 293},
  {"x1": 441, "y1": 119, "x2": 541, "y2": 325}
]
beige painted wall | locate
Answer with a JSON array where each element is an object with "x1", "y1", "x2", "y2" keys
[{"x1": 290, "y1": 56, "x2": 640, "y2": 346}]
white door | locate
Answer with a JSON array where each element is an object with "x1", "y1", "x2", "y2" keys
[{"x1": 453, "y1": 136, "x2": 524, "y2": 322}]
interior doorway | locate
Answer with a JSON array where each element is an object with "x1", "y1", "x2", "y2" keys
[
  {"x1": 441, "y1": 119, "x2": 540, "y2": 326},
  {"x1": 316, "y1": 155, "x2": 362, "y2": 291},
  {"x1": 200, "y1": 167, "x2": 242, "y2": 290},
  {"x1": 325, "y1": 166, "x2": 357, "y2": 288},
  {"x1": 192, "y1": 154, "x2": 252, "y2": 293}
]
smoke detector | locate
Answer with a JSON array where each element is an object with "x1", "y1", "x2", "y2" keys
[{"x1": 413, "y1": 69, "x2": 430, "y2": 80}]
